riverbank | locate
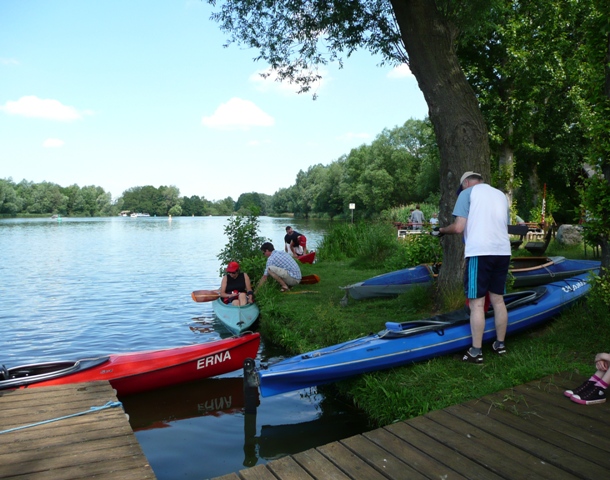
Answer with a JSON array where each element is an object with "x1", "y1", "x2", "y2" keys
[{"x1": 257, "y1": 252, "x2": 608, "y2": 427}]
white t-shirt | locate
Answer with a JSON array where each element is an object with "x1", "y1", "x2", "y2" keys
[{"x1": 452, "y1": 183, "x2": 511, "y2": 257}]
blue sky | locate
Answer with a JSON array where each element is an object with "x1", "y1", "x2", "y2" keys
[{"x1": 1, "y1": 1, "x2": 428, "y2": 202}]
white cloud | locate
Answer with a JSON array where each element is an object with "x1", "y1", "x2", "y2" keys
[
  {"x1": 201, "y1": 97, "x2": 274, "y2": 130},
  {"x1": 336, "y1": 132, "x2": 371, "y2": 142},
  {"x1": 249, "y1": 68, "x2": 326, "y2": 95},
  {"x1": 43, "y1": 138, "x2": 65, "y2": 148},
  {"x1": 0, "y1": 96, "x2": 82, "y2": 121},
  {"x1": 387, "y1": 64, "x2": 413, "y2": 79}
]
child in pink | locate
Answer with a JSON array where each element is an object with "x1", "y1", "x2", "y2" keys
[{"x1": 564, "y1": 352, "x2": 610, "y2": 405}]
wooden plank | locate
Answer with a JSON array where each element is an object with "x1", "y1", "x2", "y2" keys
[
  {"x1": 341, "y1": 433, "x2": 428, "y2": 480},
  {"x1": 0, "y1": 382, "x2": 155, "y2": 480},
  {"x1": 408, "y1": 413, "x2": 549, "y2": 479},
  {"x1": 447, "y1": 402, "x2": 609, "y2": 478},
  {"x1": 365, "y1": 426, "x2": 468, "y2": 479},
  {"x1": 238, "y1": 464, "x2": 280, "y2": 480},
  {"x1": 477, "y1": 387, "x2": 610, "y2": 451},
  {"x1": 317, "y1": 441, "x2": 388, "y2": 480},
  {"x1": 426, "y1": 408, "x2": 577, "y2": 479},
  {"x1": 292, "y1": 449, "x2": 351, "y2": 480},
  {"x1": 216, "y1": 373, "x2": 610, "y2": 479},
  {"x1": 267, "y1": 456, "x2": 314, "y2": 480},
  {"x1": 386, "y1": 420, "x2": 504, "y2": 480}
]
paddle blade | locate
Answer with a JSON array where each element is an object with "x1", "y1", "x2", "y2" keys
[
  {"x1": 191, "y1": 290, "x2": 220, "y2": 303},
  {"x1": 300, "y1": 274, "x2": 320, "y2": 285}
]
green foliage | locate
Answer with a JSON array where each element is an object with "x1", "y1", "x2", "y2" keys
[
  {"x1": 216, "y1": 213, "x2": 270, "y2": 281},
  {"x1": 384, "y1": 234, "x2": 443, "y2": 271},
  {"x1": 588, "y1": 269, "x2": 610, "y2": 308},
  {"x1": 317, "y1": 222, "x2": 398, "y2": 267},
  {"x1": 527, "y1": 190, "x2": 558, "y2": 225},
  {"x1": 579, "y1": 174, "x2": 610, "y2": 248},
  {"x1": 380, "y1": 202, "x2": 438, "y2": 224},
  {"x1": 266, "y1": 118, "x2": 440, "y2": 220}
]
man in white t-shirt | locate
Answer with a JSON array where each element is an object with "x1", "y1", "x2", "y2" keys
[{"x1": 436, "y1": 171, "x2": 511, "y2": 364}]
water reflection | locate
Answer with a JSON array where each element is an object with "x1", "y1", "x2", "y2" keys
[{"x1": 121, "y1": 375, "x2": 370, "y2": 477}]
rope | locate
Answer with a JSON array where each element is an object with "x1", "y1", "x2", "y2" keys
[{"x1": 0, "y1": 400, "x2": 123, "y2": 435}]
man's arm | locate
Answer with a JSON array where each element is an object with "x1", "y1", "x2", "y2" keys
[{"x1": 440, "y1": 216, "x2": 467, "y2": 235}]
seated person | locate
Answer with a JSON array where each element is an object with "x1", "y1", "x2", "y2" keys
[{"x1": 219, "y1": 261, "x2": 254, "y2": 306}]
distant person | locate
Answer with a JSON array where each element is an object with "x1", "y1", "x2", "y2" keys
[
  {"x1": 258, "y1": 242, "x2": 302, "y2": 292},
  {"x1": 290, "y1": 237, "x2": 305, "y2": 256},
  {"x1": 284, "y1": 226, "x2": 307, "y2": 257},
  {"x1": 219, "y1": 261, "x2": 254, "y2": 306},
  {"x1": 564, "y1": 352, "x2": 610, "y2": 405},
  {"x1": 435, "y1": 172, "x2": 511, "y2": 364},
  {"x1": 429, "y1": 213, "x2": 439, "y2": 226},
  {"x1": 410, "y1": 205, "x2": 425, "y2": 230}
]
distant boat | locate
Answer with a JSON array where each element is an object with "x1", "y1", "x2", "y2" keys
[{"x1": 130, "y1": 213, "x2": 150, "y2": 218}]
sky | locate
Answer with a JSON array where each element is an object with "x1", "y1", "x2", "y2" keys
[{"x1": 0, "y1": 1, "x2": 429, "y2": 202}]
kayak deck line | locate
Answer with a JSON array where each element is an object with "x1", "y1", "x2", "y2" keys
[
  {"x1": 0, "y1": 400, "x2": 123, "y2": 435},
  {"x1": 0, "y1": 381, "x2": 156, "y2": 479}
]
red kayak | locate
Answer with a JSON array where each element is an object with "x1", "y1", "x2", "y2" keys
[
  {"x1": 0, "y1": 333, "x2": 260, "y2": 396},
  {"x1": 298, "y1": 251, "x2": 316, "y2": 264}
]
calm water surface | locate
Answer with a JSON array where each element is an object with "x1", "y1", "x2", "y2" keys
[{"x1": 0, "y1": 216, "x2": 371, "y2": 479}]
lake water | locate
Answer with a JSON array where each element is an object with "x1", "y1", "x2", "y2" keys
[{"x1": 0, "y1": 216, "x2": 371, "y2": 479}]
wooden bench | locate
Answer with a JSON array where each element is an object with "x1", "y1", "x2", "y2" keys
[
  {"x1": 507, "y1": 224, "x2": 529, "y2": 250},
  {"x1": 524, "y1": 226, "x2": 553, "y2": 255}
]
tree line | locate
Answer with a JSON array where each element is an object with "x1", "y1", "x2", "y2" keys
[{"x1": 1, "y1": 118, "x2": 441, "y2": 219}]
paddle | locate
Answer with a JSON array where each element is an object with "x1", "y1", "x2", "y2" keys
[
  {"x1": 192, "y1": 275, "x2": 319, "y2": 302},
  {"x1": 191, "y1": 290, "x2": 220, "y2": 303},
  {"x1": 300, "y1": 274, "x2": 320, "y2": 285}
]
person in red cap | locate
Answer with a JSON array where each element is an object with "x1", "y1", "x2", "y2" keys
[{"x1": 219, "y1": 261, "x2": 254, "y2": 306}]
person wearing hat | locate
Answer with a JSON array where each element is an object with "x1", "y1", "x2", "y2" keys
[
  {"x1": 219, "y1": 261, "x2": 254, "y2": 306},
  {"x1": 435, "y1": 171, "x2": 511, "y2": 364},
  {"x1": 258, "y1": 242, "x2": 302, "y2": 292}
]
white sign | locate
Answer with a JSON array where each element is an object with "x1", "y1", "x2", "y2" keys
[{"x1": 349, "y1": 203, "x2": 355, "y2": 210}]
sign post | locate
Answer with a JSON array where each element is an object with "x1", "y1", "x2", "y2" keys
[{"x1": 349, "y1": 203, "x2": 355, "y2": 224}]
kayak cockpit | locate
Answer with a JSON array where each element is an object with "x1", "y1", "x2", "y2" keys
[{"x1": 1, "y1": 356, "x2": 109, "y2": 389}]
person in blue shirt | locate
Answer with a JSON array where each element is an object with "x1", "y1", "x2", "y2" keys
[{"x1": 258, "y1": 242, "x2": 302, "y2": 292}]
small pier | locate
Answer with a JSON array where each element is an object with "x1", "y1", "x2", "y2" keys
[
  {"x1": 216, "y1": 372, "x2": 610, "y2": 479},
  {"x1": 0, "y1": 381, "x2": 155, "y2": 479}
]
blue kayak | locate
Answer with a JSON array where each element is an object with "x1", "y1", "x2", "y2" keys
[
  {"x1": 341, "y1": 264, "x2": 435, "y2": 299},
  {"x1": 260, "y1": 271, "x2": 597, "y2": 397},
  {"x1": 212, "y1": 299, "x2": 260, "y2": 335},
  {"x1": 341, "y1": 256, "x2": 599, "y2": 300}
]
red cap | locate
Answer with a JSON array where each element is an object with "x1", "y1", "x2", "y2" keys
[{"x1": 226, "y1": 261, "x2": 240, "y2": 273}]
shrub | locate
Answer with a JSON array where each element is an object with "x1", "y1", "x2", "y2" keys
[{"x1": 217, "y1": 213, "x2": 270, "y2": 282}]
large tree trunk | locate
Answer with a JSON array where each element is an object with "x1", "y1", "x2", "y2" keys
[{"x1": 390, "y1": 0, "x2": 491, "y2": 295}]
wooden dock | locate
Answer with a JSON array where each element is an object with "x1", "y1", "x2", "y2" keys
[
  {"x1": 0, "y1": 381, "x2": 156, "y2": 480},
  {"x1": 216, "y1": 372, "x2": 610, "y2": 479}
]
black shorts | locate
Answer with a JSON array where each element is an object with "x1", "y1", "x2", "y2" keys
[{"x1": 464, "y1": 255, "x2": 511, "y2": 299}]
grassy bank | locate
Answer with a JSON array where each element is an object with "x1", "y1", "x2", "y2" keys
[{"x1": 256, "y1": 235, "x2": 608, "y2": 427}]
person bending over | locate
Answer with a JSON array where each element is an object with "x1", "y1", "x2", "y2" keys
[{"x1": 258, "y1": 242, "x2": 302, "y2": 292}]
